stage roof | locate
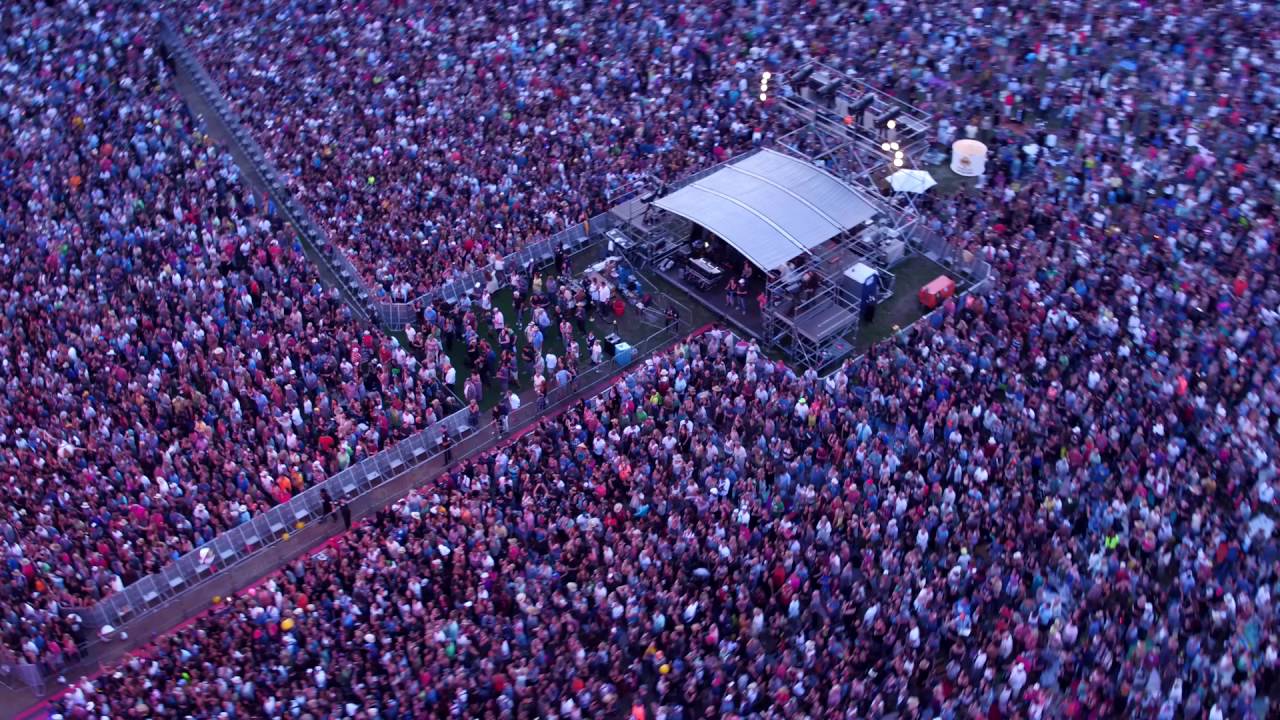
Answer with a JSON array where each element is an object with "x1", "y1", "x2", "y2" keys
[{"x1": 652, "y1": 149, "x2": 877, "y2": 272}]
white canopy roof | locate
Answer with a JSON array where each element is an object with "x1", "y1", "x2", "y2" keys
[
  {"x1": 887, "y1": 168, "x2": 937, "y2": 194},
  {"x1": 652, "y1": 149, "x2": 877, "y2": 272}
]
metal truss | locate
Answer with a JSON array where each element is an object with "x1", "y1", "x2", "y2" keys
[{"x1": 774, "y1": 61, "x2": 936, "y2": 243}]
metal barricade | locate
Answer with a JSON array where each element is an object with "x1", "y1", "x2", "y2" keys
[
  {"x1": 401, "y1": 210, "x2": 618, "y2": 311},
  {"x1": 168, "y1": 21, "x2": 638, "y2": 336},
  {"x1": 10, "y1": 22, "x2": 639, "y2": 696},
  {"x1": 35, "y1": 318, "x2": 692, "y2": 694},
  {"x1": 5, "y1": 663, "x2": 46, "y2": 695},
  {"x1": 821, "y1": 237, "x2": 997, "y2": 383},
  {"x1": 158, "y1": 17, "x2": 379, "y2": 324}
]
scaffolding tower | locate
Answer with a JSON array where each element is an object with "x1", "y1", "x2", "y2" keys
[
  {"x1": 762, "y1": 241, "x2": 863, "y2": 369},
  {"x1": 774, "y1": 60, "x2": 935, "y2": 243}
]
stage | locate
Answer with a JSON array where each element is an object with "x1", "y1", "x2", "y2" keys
[
  {"x1": 606, "y1": 147, "x2": 962, "y2": 369},
  {"x1": 653, "y1": 252, "x2": 955, "y2": 368},
  {"x1": 654, "y1": 262, "x2": 767, "y2": 339}
]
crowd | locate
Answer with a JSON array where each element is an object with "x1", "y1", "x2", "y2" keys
[
  {"x1": 0, "y1": 0, "x2": 462, "y2": 673},
  {"x1": 9, "y1": 0, "x2": 1280, "y2": 718},
  {"x1": 408, "y1": 250, "x2": 643, "y2": 430},
  {"x1": 168, "y1": 0, "x2": 780, "y2": 298},
  {"x1": 51, "y1": 306, "x2": 1280, "y2": 719}
]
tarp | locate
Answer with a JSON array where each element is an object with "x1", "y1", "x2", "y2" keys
[
  {"x1": 653, "y1": 149, "x2": 878, "y2": 272},
  {"x1": 887, "y1": 168, "x2": 937, "y2": 194}
]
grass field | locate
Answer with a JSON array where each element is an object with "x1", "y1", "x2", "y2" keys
[
  {"x1": 851, "y1": 254, "x2": 957, "y2": 353},
  {"x1": 391, "y1": 228, "x2": 959, "y2": 410},
  {"x1": 435, "y1": 285, "x2": 659, "y2": 410}
]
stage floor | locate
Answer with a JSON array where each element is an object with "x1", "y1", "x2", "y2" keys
[{"x1": 655, "y1": 263, "x2": 766, "y2": 340}]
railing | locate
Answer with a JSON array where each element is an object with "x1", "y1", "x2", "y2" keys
[
  {"x1": 43, "y1": 314, "x2": 691, "y2": 688},
  {"x1": 912, "y1": 226, "x2": 988, "y2": 284},
  {"x1": 377, "y1": 213, "x2": 610, "y2": 329},
  {"x1": 0, "y1": 662, "x2": 46, "y2": 696},
  {"x1": 167, "y1": 15, "x2": 698, "y2": 337},
  {"x1": 8, "y1": 318, "x2": 690, "y2": 693},
  {"x1": 43, "y1": 19, "x2": 992, "y2": 698},
  {"x1": 823, "y1": 243, "x2": 996, "y2": 383},
  {"x1": 382, "y1": 208, "x2": 628, "y2": 327},
  {"x1": 164, "y1": 13, "x2": 663, "y2": 336},
  {"x1": 158, "y1": 17, "x2": 380, "y2": 324},
  {"x1": 384, "y1": 154, "x2": 766, "y2": 326},
  {"x1": 87, "y1": 404, "x2": 472, "y2": 633},
  {"x1": 66, "y1": 211, "x2": 981, "y2": 670}
]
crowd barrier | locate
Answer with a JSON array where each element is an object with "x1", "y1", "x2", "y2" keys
[
  {"x1": 824, "y1": 240, "x2": 995, "y2": 383},
  {"x1": 158, "y1": 17, "x2": 381, "y2": 324},
  {"x1": 0, "y1": 661, "x2": 47, "y2": 696},
  {"x1": 33, "y1": 317, "x2": 690, "y2": 691},
  {"x1": 168, "y1": 12, "x2": 650, "y2": 336},
  {"x1": 379, "y1": 208, "x2": 626, "y2": 329},
  {"x1": 912, "y1": 226, "x2": 989, "y2": 284},
  {"x1": 68, "y1": 239, "x2": 985, "y2": 668},
  {"x1": 87, "y1": 405, "x2": 472, "y2": 632},
  {"x1": 15, "y1": 226, "x2": 984, "y2": 691},
  {"x1": 7, "y1": 313, "x2": 687, "y2": 693},
  {"x1": 29, "y1": 15, "x2": 994, "y2": 697}
]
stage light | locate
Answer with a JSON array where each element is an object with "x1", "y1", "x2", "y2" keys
[
  {"x1": 893, "y1": 158, "x2": 904, "y2": 167},
  {"x1": 759, "y1": 93, "x2": 767, "y2": 101},
  {"x1": 895, "y1": 150, "x2": 904, "y2": 159},
  {"x1": 847, "y1": 95, "x2": 874, "y2": 115},
  {"x1": 890, "y1": 142, "x2": 900, "y2": 151},
  {"x1": 762, "y1": 71, "x2": 772, "y2": 81},
  {"x1": 790, "y1": 65, "x2": 816, "y2": 87},
  {"x1": 877, "y1": 107, "x2": 904, "y2": 128},
  {"x1": 881, "y1": 142, "x2": 891, "y2": 151}
]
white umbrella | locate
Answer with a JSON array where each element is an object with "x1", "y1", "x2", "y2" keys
[{"x1": 887, "y1": 169, "x2": 937, "y2": 194}]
